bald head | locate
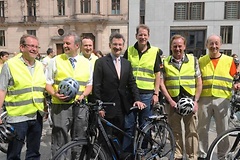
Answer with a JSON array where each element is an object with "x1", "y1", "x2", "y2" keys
[
  {"x1": 206, "y1": 34, "x2": 222, "y2": 57},
  {"x1": 206, "y1": 34, "x2": 222, "y2": 46}
]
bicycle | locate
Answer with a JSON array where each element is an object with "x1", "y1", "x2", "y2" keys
[
  {"x1": 207, "y1": 89, "x2": 240, "y2": 159},
  {"x1": 52, "y1": 100, "x2": 176, "y2": 160},
  {"x1": 0, "y1": 111, "x2": 7, "y2": 153},
  {"x1": 0, "y1": 111, "x2": 16, "y2": 154}
]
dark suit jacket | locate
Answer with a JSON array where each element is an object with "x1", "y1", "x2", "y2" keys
[{"x1": 93, "y1": 54, "x2": 140, "y2": 118}]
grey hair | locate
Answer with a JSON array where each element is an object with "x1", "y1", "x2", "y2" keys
[
  {"x1": 109, "y1": 32, "x2": 125, "y2": 44},
  {"x1": 64, "y1": 32, "x2": 81, "y2": 45}
]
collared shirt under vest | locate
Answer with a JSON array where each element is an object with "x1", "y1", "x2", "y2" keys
[
  {"x1": 199, "y1": 54, "x2": 233, "y2": 99},
  {"x1": 127, "y1": 46, "x2": 158, "y2": 90},
  {"x1": 5, "y1": 57, "x2": 46, "y2": 116},
  {"x1": 52, "y1": 53, "x2": 91, "y2": 104},
  {"x1": 164, "y1": 54, "x2": 196, "y2": 97}
]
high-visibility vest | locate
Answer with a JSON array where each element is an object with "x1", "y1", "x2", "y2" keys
[
  {"x1": 128, "y1": 46, "x2": 158, "y2": 90},
  {"x1": 80, "y1": 53, "x2": 98, "y2": 69},
  {"x1": 5, "y1": 57, "x2": 46, "y2": 116},
  {"x1": 164, "y1": 55, "x2": 196, "y2": 97},
  {"x1": 89, "y1": 54, "x2": 98, "y2": 69},
  {"x1": 52, "y1": 54, "x2": 91, "y2": 104},
  {"x1": 199, "y1": 54, "x2": 233, "y2": 99}
]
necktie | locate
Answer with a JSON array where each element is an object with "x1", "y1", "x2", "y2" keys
[
  {"x1": 115, "y1": 57, "x2": 120, "y2": 79},
  {"x1": 69, "y1": 57, "x2": 75, "y2": 68}
]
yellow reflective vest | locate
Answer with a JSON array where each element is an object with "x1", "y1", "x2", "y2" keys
[
  {"x1": 52, "y1": 54, "x2": 91, "y2": 104},
  {"x1": 199, "y1": 54, "x2": 233, "y2": 99},
  {"x1": 164, "y1": 55, "x2": 196, "y2": 97},
  {"x1": 127, "y1": 46, "x2": 158, "y2": 90},
  {"x1": 5, "y1": 57, "x2": 46, "y2": 116}
]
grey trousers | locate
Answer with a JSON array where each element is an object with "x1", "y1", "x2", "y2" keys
[
  {"x1": 197, "y1": 97, "x2": 230, "y2": 158},
  {"x1": 50, "y1": 103, "x2": 88, "y2": 156}
]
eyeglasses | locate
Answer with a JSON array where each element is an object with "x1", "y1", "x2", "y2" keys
[{"x1": 24, "y1": 44, "x2": 40, "y2": 49}]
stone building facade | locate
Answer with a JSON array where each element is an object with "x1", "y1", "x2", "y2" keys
[{"x1": 0, "y1": 0, "x2": 128, "y2": 55}]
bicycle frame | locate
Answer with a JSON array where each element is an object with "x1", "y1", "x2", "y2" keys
[
  {"x1": 87, "y1": 105, "x2": 169, "y2": 160},
  {"x1": 97, "y1": 117, "x2": 132, "y2": 159},
  {"x1": 51, "y1": 101, "x2": 175, "y2": 160}
]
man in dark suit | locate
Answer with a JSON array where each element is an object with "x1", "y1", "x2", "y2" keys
[{"x1": 93, "y1": 33, "x2": 145, "y2": 147}]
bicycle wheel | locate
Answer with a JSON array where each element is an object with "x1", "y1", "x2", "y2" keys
[
  {"x1": 207, "y1": 127, "x2": 240, "y2": 160},
  {"x1": 52, "y1": 140, "x2": 108, "y2": 160},
  {"x1": 136, "y1": 120, "x2": 175, "y2": 160},
  {"x1": 0, "y1": 111, "x2": 8, "y2": 154}
]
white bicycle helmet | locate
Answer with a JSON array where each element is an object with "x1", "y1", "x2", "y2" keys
[
  {"x1": 58, "y1": 78, "x2": 79, "y2": 102},
  {"x1": 0, "y1": 124, "x2": 16, "y2": 143},
  {"x1": 176, "y1": 97, "x2": 195, "y2": 116}
]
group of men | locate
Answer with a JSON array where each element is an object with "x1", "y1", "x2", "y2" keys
[{"x1": 0, "y1": 23, "x2": 238, "y2": 160}]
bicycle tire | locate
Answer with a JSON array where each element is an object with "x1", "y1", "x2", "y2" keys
[
  {"x1": 136, "y1": 120, "x2": 175, "y2": 160},
  {"x1": 207, "y1": 127, "x2": 240, "y2": 160},
  {"x1": 52, "y1": 140, "x2": 108, "y2": 160},
  {"x1": 0, "y1": 111, "x2": 8, "y2": 154}
]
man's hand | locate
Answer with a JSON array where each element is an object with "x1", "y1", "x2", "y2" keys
[
  {"x1": 76, "y1": 94, "x2": 85, "y2": 102},
  {"x1": 168, "y1": 99, "x2": 177, "y2": 109},
  {"x1": 133, "y1": 101, "x2": 146, "y2": 110},
  {"x1": 99, "y1": 110, "x2": 105, "y2": 117},
  {"x1": 151, "y1": 95, "x2": 159, "y2": 105},
  {"x1": 53, "y1": 91, "x2": 70, "y2": 101},
  {"x1": 193, "y1": 101, "x2": 198, "y2": 113},
  {"x1": 234, "y1": 82, "x2": 240, "y2": 90}
]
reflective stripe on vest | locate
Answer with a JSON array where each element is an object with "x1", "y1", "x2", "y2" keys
[
  {"x1": 128, "y1": 46, "x2": 158, "y2": 90},
  {"x1": 164, "y1": 55, "x2": 196, "y2": 97},
  {"x1": 199, "y1": 54, "x2": 233, "y2": 99},
  {"x1": 5, "y1": 57, "x2": 45, "y2": 116},
  {"x1": 52, "y1": 54, "x2": 91, "y2": 104}
]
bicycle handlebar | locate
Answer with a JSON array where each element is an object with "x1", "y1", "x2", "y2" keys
[
  {"x1": 87, "y1": 100, "x2": 115, "y2": 107},
  {"x1": 130, "y1": 106, "x2": 147, "y2": 111}
]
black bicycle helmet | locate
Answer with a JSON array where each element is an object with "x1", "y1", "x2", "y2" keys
[
  {"x1": 0, "y1": 124, "x2": 16, "y2": 143},
  {"x1": 58, "y1": 77, "x2": 80, "y2": 102},
  {"x1": 176, "y1": 97, "x2": 195, "y2": 116}
]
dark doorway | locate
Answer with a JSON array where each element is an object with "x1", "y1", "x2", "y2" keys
[{"x1": 56, "y1": 43, "x2": 64, "y2": 55}]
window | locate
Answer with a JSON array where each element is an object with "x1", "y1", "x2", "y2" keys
[
  {"x1": 96, "y1": 0, "x2": 100, "y2": 14},
  {"x1": 27, "y1": 30, "x2": 36, "y2": 36},
  {"x1": 57, "y1": 0, "x2": 65, "y2": 16},
  {"x1": 81, "y1": 0, "x2": 91, "y2": 13},
  {"x1": 111, "y1": 29, "x2": 120, "y2": 34},
  {"x1": 0, "y1": 30, "x2": 5, "y2": 46},
  {"x1": 112, "y1": 0, "x2": 120, "y2": 15},
  {"x1": 225, "y1": 1, "x2": 240, "y2": 19},
  {"x1": 174, "y1": 2, "x2": 204, "y2": 20},
  {"x1": 0, "y1": 1, "x2": 4, "y2": 17},
  {"x1": 140, "y1": 0, "x2": 145, "y2": 24},
  {"x1": 220, "y1": 26, "x2": 233, "y2": 44},
  {"x1": 221, "y1": 49, "x2": 232, "y2": 56},
  {"x1": 27, "y1": 0, "x2": 36, "y2": 16}
]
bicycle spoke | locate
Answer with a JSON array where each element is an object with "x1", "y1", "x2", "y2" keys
[{"x1": 207, "y1": 128, "x2": 240, "y2": 159}]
